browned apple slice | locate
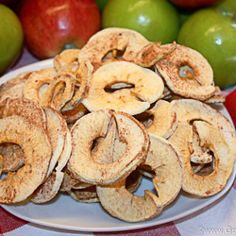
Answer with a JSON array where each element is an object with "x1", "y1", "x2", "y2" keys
[
  {"x1": 68, "y1": 110, "x2": 149, "y2": 185},
  {"x1": 0, "y1": 116, "x2": 51, "y2": 203},
  {"x1": 82, "y1": 61, "x2": 164, "y2": 115},
  {"x1": 156, "y1": 44, "x2": 216, "y2": 101}
]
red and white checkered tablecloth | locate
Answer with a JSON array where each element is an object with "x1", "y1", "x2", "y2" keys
[{"x1": 1, "y1": 48, "x2": 236, "y2": 236}]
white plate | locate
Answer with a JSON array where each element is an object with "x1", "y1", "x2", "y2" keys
[{"x1": 0, "y1": 60, "x2": 235, "y2": 232}]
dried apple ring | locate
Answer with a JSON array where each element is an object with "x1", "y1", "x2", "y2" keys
[
  {"x1": 0, "y1": 98, "x2": 47, "y2": 173},
  {"x1": 68, "y1": 110, "x2": 149, "y2": 185},
  {"x1": 169, "y1": 99, "x2": 236, "y2": 196},
  {"x1": 170, "y1": 121, "x2": 235, "y2": 196},
  {"x1": 23, "y1": 68, "x2": 76, "y2": 110},
  {"x1": 82, "y1": 61, "x2": 164, "y2": 115},
  {"x1": 0, "y1": 116, "x2": 51, "y2": 203},
  {"x1": 145, "y1": 135, "x2": 182, "y2": 207},
  {"x1": 79, "y1": 28, "x2": 149, "y2": 69},
  {"x1": 97, "y1": 135, "x2": 181, "y2": 222},
  {"x1": 97, "y1": 178, "x2": 163, "y2": 222},
  {"x1": 23, "y1": 68, "x2": 57, "y2": 103},
  {"x1": 156, "y1": 44, "x2": 215, "y2": 101}
]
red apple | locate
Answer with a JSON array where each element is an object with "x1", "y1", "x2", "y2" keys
[
  {"x1": 20, "y1": 0, "x2": 101, "y2": 59},
  {"x1": 170, "y1": 0, "x2": 221, "y2": 9}
]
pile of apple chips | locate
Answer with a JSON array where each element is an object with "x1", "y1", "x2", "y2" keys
[{"x1": 0, "y1": 28, "x2": 235, "y2": 222}]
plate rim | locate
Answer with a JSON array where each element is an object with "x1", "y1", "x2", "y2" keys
[{"x1": 1, "y1": 60, "x2": 236, "y2": 232}]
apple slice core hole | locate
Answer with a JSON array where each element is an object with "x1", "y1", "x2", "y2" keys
[
  {"x1": 179, "y1": 65, "x2": 195, "y2": 79},
  {"x1": 191, "y1": 154, "x2": 214, "y2": 177},
  {"x1": 135, "y1": 112, "x2": 154, "y2": 129},
  {"x1": 104, "y1": 82, "x2": 134, "y2": 93}
]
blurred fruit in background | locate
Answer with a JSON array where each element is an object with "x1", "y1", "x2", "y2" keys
[
  {"x1": 170, "y1": 0, "x2": 221, "y2": 9},
  {"x1": 96, "y1": 0, "x2": 108, "y2": 11},
  {"x1": 102, "y1": 0, "x2": 180, "y2": 43},
  {"x1": 20, "y1": 0, "x2": 101, "y2": 59},
  {"x1": 0, "y1": 0, "x2": 14, "y2": 5},
  {"x1": 0, "y1": 4, "x2": 23, "y2": 74},
  {"x1": 216, "y1": 0, "x2": 236, "y2": 17},
  {"x1": 178, "y1": 0, "x2": 236, "y2": 88},
  {"x1": 178, "y1": 9, "x2": 193, "y2": 25}
]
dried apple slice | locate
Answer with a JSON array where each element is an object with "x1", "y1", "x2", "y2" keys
[
  {"x1": 82, "y1": 61, "x2": 164, "y2": 115},
  {"x1": 169, "y1": 99, "x2": 236, "y2": 196},
  {"x1": 61, "y1": 103, "x2": 88, "y2": 124},
  {"x1": 131, "y1": 42, "x2": 176, "y2": 67},
  {"x1": 41, "y1": 73, "x2": 75, "y2": 110},
  {"x1": 204, "y1": 87, "x2": 225, "y2": 104},
  {"x1": 170, "y1": 121, "x2": 235, "y2": 196},
  {"x1": 156, "y1": 44, "x2": 215, "y2": 101},
  {"x1": 0, "y1": 72, "x2": 31, "y2": 102},
  {"x1": 55, "y1": 128, "x2": 72, "y2": 172},
  {"x1": 135, "y1": 100, "x2": 177, "y2": 139},
  {"x1": 68, "y1": 61, "x2": 93, "y2": 105},
  {"x1": 23, "y1": 68, "x2": 57, "y2": 103},
  {"x1": 0, "y1": 116, "x2": 51, "y2": 203},
  {"x1": 145, "y1": 135, "x2": 182, "y2": 207},
  {"x1": 68, "y1": 169, "x2": 142, "y2": 203},
  {"x1": 97, "y1": 178, "x2": 163, "y2": 222},
  {"x1": 0, "y1": 98, "x2": 46, "y2": 130},
  {"x1": 68, "y1": 185, "x2": 98, "y2": 203},
  {"x1": 0, "y1": 154, "x2": 3, "y2": 175},
  {"x1": 44, "y1": 108, "x2": 67, "y2": 177},
  {"x1": 171, "y1": 99, "x2": 236, "y2": 158},
  {"x1": 54, "y1": 49, "x2": 80, "y2": 73},
  {"x1": 96, "y1": 135, "x2": 181, "y2": 222},
  {"x1": 68, "y1": 110, "x2": 149, "y2": 185},
  {"x1": 23, "y1": 68, "x2": 76, "y2": 110},
  {"x1": 31, "y1": 171, "x2": 64, "y2": 204},
  {"x1": 60, "y1": 168, "x2": 92, "y2": 192},
  {"x1": 0, "y1": 98, "x2": 47, "y2": 173},
  {"x1": 79, "y1": 28, "x2": 149, "y2": 70},
  {"x1": 31, "y1": 110, "x2": 72, "y2": 203}
]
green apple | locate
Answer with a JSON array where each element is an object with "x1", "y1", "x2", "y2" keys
[
  {"x1": 215, "y1": 0, "x2": 236, "y2": 17},
  {"x1": 178, "y1": 4, "x2": 236, "y2": 88},
  {"x1": 102, "y1": 0, "x2": 180, "y2": 43},
  {"x1": 0, "y1": 4, "x2": 23, "y2": 74}
]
